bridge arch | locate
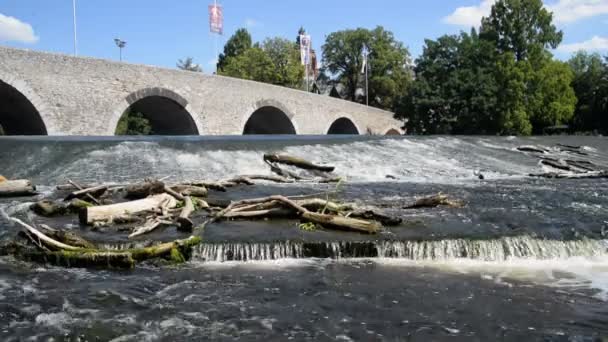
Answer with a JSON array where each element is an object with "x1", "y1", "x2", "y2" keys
[
  {"x1": 242, "y1": 100, "x2": 298, "y2": 135},
  {"x1": 326, "y1": 116, "x2": 361, "y2": 135},
  {"x1": 110, "y1": 87, "x2": 202, "y2": 135},
  {"x1": 0, "y1": 73, "x2": 51, "y2": 135},
  {"x1": 383, "y1": 126, "x2": 403, "y2": 136}
]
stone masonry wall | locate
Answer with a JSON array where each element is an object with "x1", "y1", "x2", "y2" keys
[{"x1": 0, "y1": 46, "x2": 403, "y2": 135}]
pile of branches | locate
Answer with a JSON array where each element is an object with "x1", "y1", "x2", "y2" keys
[
  {"x1": 517, "y1": 144, "x2": 608, "y2": 179},
  {"x1": 2, "y1": 154, "x2": 465, "y2": 269}
]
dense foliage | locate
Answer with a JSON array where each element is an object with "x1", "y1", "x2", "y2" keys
[
  {"x1": 115, "y1": 111, "x2": 153, "y2": 136},
  {"x1": 217, "y1": 28, "x2": 252, "y2": 72},
  {"x1": 219, "y1": 30, "x2": 304, "y2": 88},
  {"x1": 402, "y1": 0, "x2": 579, "y2": 135},
  {"x1": 322, "y1": 26, "x2": 412, "y2": 111},
  {"x1": 568, "y1": 52, "x2": 608, "y2": 134},
  {"x1": 207, "y1": 0, "x2": 607, "y2": 136}
]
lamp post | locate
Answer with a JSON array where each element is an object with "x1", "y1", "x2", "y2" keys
[
  {"x1": 114, "y1": 38, "x2": 126, "y2": 62},
  {"x1": 72, "y1": 0, "x2": 78, "y2": 56}
]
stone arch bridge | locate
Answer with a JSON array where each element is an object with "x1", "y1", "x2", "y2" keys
[{"x1": 0, "y1": 46, "x2": 403, "y2": 136}]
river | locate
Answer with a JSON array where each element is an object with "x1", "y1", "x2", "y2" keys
[{"x1": 0, "y1": 135, "x2": 607, "y2": 341}]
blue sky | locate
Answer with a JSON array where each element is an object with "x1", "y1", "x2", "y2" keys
[{"x1": 1, "y1": 0, "x2": 607, "y2": 73}]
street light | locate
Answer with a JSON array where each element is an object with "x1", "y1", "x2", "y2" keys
[
  {"x1": 72, "y1": 0, "x2": 78, "y2": 56},
  {"x1": 114, "y1": 38, "x2": 126, "y2": 62}
]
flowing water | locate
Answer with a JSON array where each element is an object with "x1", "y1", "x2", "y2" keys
[{"x1": 1, "y1": 135, "x2": 608, "y2": 341}]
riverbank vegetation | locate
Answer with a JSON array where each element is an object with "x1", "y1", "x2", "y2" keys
[
  {"x1": 213, "y1": 0, "x2": 606, "y2": 136},
  {"x1": 115, "y1": 110, "x2": 153, "y2": 135}
]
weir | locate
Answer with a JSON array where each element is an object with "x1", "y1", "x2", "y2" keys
[{"x1": 192, "y1": 237, "x2": 608, "y2": 262}]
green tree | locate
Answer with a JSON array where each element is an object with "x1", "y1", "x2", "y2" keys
[
  {"x1": 115, "y1": 111, "x2": 153, "y2": 135},
  {"x1": 480, "y1": 0, "x2": 563, "y2": 62},
  {"x1": 568, "y1": 52, "x2": 607, "y2": 133},
  {"x1": 220, "y1": 47, "x2": 276, "y2": 84},
  {"x1": 217, "y1": 28, "x2": 252, "y2": 72},
  {"x1": 322, "y1": 26, "x2": 411, "y2": 111},
  {"x1": 402, "y1": 31, "x2": 501, "y2": 134},
  {"x1": 261, "y1": 37, "x2": 304, "y2": 88},
  {"x1": 528, "y1": 58, "x2": 576, "y2": 132},
  {"x1": 494, "y1": 53, "x2": 532, "y2": 135},
  {"x1": 177, "y1": 57, "x2": 202, "y2": 72}
]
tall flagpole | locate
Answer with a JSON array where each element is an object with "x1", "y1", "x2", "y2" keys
[
  {"x1": 214, "y1": 0, "x2": 218, "y2": 74},
  {"x1": 72, "y1": 0, "x2": 78, "y2": 56}
]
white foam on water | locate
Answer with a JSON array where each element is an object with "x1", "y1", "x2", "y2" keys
[
  {"x1": 40, "y1": 137, "x2": 546, "y2": 185},
  {"x1": 376, "y1": 256, "x2": 608, "y2": 301}
]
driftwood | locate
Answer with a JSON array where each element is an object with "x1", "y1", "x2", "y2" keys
[
  {"x1": 38, "y1": 225, "x2": 96, "y2": 249},
  {"x1": 348, "y1": 210, "x2": 403, "y2": 226},
  {"x1": 164, "y1": 186, "x2": 185, "y2": 201},
  {"x1": 125, "y1": 180, "x2": 165, "y2": 199},
  {"x1": 177, "y1": 196, "x2": 195, "y2": 232},
  {"x1": 517, "y1": 146, "x2": 548, "y2": 154},
  {"x1": 0, "y1": 180, "x2": 36, "y2": 197},
  {"x1": 67, "y1": 180, "x2": 102, "y2": 205},
  {"x1": 530, "y1": 170, "x2": 608, "y2": 179},
  {"x1": 64, "y1": 185, "x2": 107, "y2": 202},
  {"x1": 265, "y1": 161, "x2": 304, "y2": 180},
  {"x1": 10, "y1": 218, "x2": 202, "y2": 268},
  {"x1": 214, "y1": 195, "x2": 381, "y2": 234},
  {"x1": 170, "y1": 185, "x2": 208, "y2": 197},
  {"x1": 405, "y1": 194, "x2": 465, "y2": 209},
  {"x1": 263, "y1": 154, "x2": 335, "y2": 172},
  {"x1": 80, "y1": 193, "x2": 178, "y2": 225},
  {"x1": 129, "y1": 217, "x2": 173, "y2": 239},
  {"x1": 540, "y1": 158, "x2": 572, "y2": 171}
]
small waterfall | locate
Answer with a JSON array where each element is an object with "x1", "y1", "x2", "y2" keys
[{"x1": 192, "y1": 236, "x2": 608, "y2": 262}]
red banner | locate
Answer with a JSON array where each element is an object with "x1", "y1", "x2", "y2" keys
[{"x1": 209, "y1": 4, "x2": 223, "y2": 34}]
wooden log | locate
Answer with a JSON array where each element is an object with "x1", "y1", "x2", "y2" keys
[
  {"x1": 186, "y1": 181, "x2": 227, "y2": 192},
  {"x1": 263, "y1": 154, "x2": 335, "y2": 172},
  {"x1": 404, "y1": 194, "x2": 464, "y2": 209},
  {"x1": 164, "y1": 186, "x2": 185, "y2": 201},
  {"x1": 294, "y1": 198, "x2": 353, "y2": 213},
  {"x1": 38, "y1": 225, "x2": 96, "y2": 249},
  {"x1": 530, "y1": 171, "x2": 608, "y2": 179},
  {"x1": 9, "y1": 217, "x2": 83, "y2": 251},
  {"x1": 301, "y1": 212, "x2": 381, "y2": 234},
  {"x1": 56, "y1": 183, "x2": 96, "y2": 191},
  {"x1": 223, "y1": 208, "x2": 295, "y2": 219},
  {"x1": 67, "y1": 180, "x2": 102, "y2": 205},
  {"x1": 80, "y1": 193, "x2": 178, "y2": 225},
  {"x1": 540, "y1": 158, "x2": 572, "y2": 171},
  {"x1": 517, "y1": 146, "x2": 548, "y2": 153},
  {"x1": 125, "y1": 180, "x2": 165, "y2": 199},
  {"x1": 171, "y1": 185, "x2": 208, "y2": 197},
  {"x1": 0, "y1": 180, "x2": 36, "y2": 197},
  {"x1": 0, "y1": 175, "x2": 6, "y2": 183},
  {"x1": 265, "y1": 160, "x2": 304, "y2": 180},
  {"x1": 219, "y1": 195, "x2": 381, "y2": 234},
  {"x1": 240, "y1": 175, "x2": 294, "y2": 183},
  {"x1": 348, "y1": 210, "x2": 402, "y2": 226},
  {"x1": 177, "y1": 196, "x2": 195, "y2": 232},
  {"x1": 64, "y1": 185, "x2": 108, "y2": 202},
  {"x1": 128, "y1": 218, "x2": 173, "y2": 239}
]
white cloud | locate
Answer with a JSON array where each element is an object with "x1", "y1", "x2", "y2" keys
[
  {"x1": 558, "y1": 36, "x2": 608, "y2": 52},
  {"x1": 442, "y1": 0, "x2": 495, "y2": 27},
  {"x1": 547, "y1": 0, "x2": 608, "y2": 24},
  {"x1": 0, "y1": 13, "x2": 38, "y2": 43},
  {"x1": 244, "y1": 18, "x2": 261, "y2": 28},
  {"x1": 443, "y1": 0, "x2": 608, "y2": 27}
]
